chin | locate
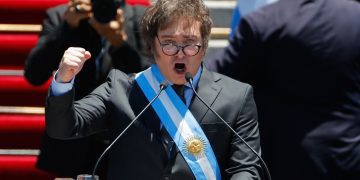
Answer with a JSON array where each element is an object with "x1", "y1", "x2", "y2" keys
[{"x1": 172, "y1": 78, "x2": 186, "y2": 85}]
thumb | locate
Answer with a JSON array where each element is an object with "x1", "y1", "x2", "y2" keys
[{"x1": 84, "y1": 51, "x2": 92, "y2": 60}]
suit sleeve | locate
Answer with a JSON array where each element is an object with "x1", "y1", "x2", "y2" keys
[
  {"x1": 205, "y1": 9, "x2": 276, "y2": 87},
  {"x1": 24, "y1": 7, "x2": 75, "y2": 85},
  {"x1": 229, "y1": 85, "x2": 262, "y2": 180},
  {"x1": 45, "y1": 70, "x2": 118, "y2": 140},
  {"x1": 205, "y1": 18, "x2": 260, "y2": 81}
]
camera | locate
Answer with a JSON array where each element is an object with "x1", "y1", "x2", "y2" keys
[{"x1": 92, "y1": 0, "x2": 125, "y2": 24}]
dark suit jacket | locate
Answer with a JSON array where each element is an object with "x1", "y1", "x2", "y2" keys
[
  {"x1": 206, "y1": 0, "x2": 360, "y2": 179},
  {"x1": 24, "y1": 4, "x2": 151, "y2": 177},
  {"x1": 45, "y1": 67, "x2": 262, "y2": 180}
]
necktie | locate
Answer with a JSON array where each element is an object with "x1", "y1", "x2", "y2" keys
[
  {"x1": 95, "y1": 38, "x2": 107, "y2": 81},
  {"x1": 161, "y1": 128, "x2": 176, "y2": 159},
  {"x1": 160, "y1": 84, "x2": 185, "y2": 160},
  {"x1": 172, "y1": 84, "x2": 186, "y2": 104}
]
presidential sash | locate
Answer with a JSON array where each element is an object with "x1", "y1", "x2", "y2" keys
[{"x1": 135, "y1": 65, "x2": 221, "y2": 180}]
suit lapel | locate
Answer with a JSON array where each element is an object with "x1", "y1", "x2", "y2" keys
[
  {"x1": 189, "y1": 68, "x2": 222, "y2": 123},
  {"x1": 130, "y1": 79, "x2": 162, "y2": 136}
]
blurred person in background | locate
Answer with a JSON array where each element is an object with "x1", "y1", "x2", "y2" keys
[
  {"x1": 229, "y1": 0, "x2": 278, "y2": 39},
  {"x1": 206, "y1": 0, "x2": 360, "y2": 179},
  {"x1": 24, "y1": 0, "x2": 151, "y2": 178}
]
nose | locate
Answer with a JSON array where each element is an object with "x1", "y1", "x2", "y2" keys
[{"x1": 175, "y1": 47, "x2": 186, "y2": 58}]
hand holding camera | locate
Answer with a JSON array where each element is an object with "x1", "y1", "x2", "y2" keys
[
  {"x1": 89, "y1": 8, "x2": 127, "y2": 47},
  {"x1": 65, "y1": 0, "x2": 92, "y2": 28},
  {"x1": 64, "y1": 0, "x2": 126, "y2": 46}
]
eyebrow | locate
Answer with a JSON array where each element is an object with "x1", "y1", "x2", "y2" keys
[{"x1": 158, "y1": 34, "x2": 199, "y2": 39}]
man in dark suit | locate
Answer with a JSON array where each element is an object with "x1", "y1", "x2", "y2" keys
[
  {"x1": 24, "y1": 0, "x2": 151, "y2": 178},
  {"x1": 45, "y1": 0, "x2": 263, "y2": 179},
  {"x1": 206, "y1": 0, "x2": 360, "y2": 179}
]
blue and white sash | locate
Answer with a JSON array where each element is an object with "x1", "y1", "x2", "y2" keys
[{"x1": 135, "y1": 65, "x2": 221, "y2": 180}]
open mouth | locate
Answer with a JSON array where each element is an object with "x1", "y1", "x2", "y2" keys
[{"x1": 174, "y1": 63, "x2": 186, "y2": 73}]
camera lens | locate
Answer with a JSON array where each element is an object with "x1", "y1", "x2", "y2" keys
[{"x1": 92, "y1": 0, "x2": 119, "y2": 23}]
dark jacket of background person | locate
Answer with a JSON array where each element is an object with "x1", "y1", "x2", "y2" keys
[
  {"x1": 206, "y1": 0, "x2": 360, "y2": 179},
  {"x1": 24, "y1": 4, "x2": 150, "y2": 178},
  {"x1": 25, "y1": 4, "x2": 150, "y2": 98}
]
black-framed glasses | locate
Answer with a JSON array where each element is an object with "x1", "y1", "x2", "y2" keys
[{"x1": 156, "y1": 36, "x2": 202, "y2": 56}]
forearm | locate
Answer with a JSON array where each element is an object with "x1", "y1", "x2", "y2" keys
[
  {"x1": 45, "y1": 69, "x2": 116, "y2": 140},
  {"x1": 45, "y1": 88, "x2": 79, "y2": 139},
  {"x1": 44, "y1": 47, "x2": 90, "y2": 140}
]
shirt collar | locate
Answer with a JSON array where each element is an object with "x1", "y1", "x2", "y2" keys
[
  {"x1": 188, "y1": 65, "x2": 202, "y2": 88},
  {"x1": 167, "y1": 66, "x2": 202, "y2": 88}
]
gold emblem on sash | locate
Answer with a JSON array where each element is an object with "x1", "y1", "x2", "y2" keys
[
  {"x1": 187, "y1": 138, "x2": 203, "y2": 154},
  {"x1": 183, "y1": 136, "x2": 206, "y2": 158}
]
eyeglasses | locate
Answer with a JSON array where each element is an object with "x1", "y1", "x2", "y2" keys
[{"x1": 156, "y1": 36, "x2": 202, "y2": 56}]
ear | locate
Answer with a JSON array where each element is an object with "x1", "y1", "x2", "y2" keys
[{"x1": 200, "y1": 46, "x2": 207, "y2": 57}]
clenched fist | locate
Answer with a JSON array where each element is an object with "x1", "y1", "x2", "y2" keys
[{"x1": 56, "y1": 47, "x2": 91, "y2": 83}]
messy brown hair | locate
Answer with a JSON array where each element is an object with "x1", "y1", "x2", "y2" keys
[{"x1": 140, "y1": 0, "x2": 213, "y2": 56}]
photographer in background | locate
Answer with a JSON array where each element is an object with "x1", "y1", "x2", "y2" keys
[{"x1": 24, "y1": 0, "x2": 151, "y2": 178}]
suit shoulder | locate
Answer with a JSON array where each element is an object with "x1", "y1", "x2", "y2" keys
[
  {"x1": 131, "y1": 4, "x2": 147, "y2": 14},
  {"x1": 212, "y1": 71, "x2": 252, "y2": 90},
  {"x1": 107, "y1": 69, "x2": 136, "y2": 86},
  {"x1": 209, "y1": 71, "x2": 254, "y2": 110},
  {"x1": 46, "y1": 4, "x2": 67, "y2": 14},
  {"x1": 124, "y1": 4, "x2": 146, "y2": 20},
  {"x1": 108, "y1": 69, "x2": 133, "y2": 79}
]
